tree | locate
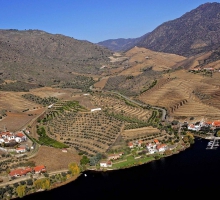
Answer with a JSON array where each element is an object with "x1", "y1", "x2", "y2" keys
[
  {"x1": 34, "y1": 178, "x2": 50, "y2": 190},
  {"x1": 68, "y1": 162, "x2": 80, "y2": 176},
  {"x1": 16, "y1": 185, "x2": 26, "y2": 198},
  {"x1": 80, "y1": 155, "x2": 89, "y2": 165}
]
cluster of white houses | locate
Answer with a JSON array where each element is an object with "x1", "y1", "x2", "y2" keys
[
  {"x1": 187, "y1": 120, "x2": 220, "y2": 131},
  {"x1": 100, "y1": 140, "x2": 169, "y2": 168},
  {"x1": 0, "y1": 131, "x2": 28, "y2": 153},
  {"x1": 146, "y1": 139, "x2": 168, "y2": 154},
  {"x1": 128, "y1": 139, "x2": 168, "y2": 154}
]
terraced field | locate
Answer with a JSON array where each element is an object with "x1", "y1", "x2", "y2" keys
[
  {"x1": 90, "y1": 93, "x2": 152, "y2": 121},
  {"x1": 139, "y1": 70, "x2": 220, "y2": 121},
  {"x1": 121, "y1": 126, "x2": 164, "y2": 142}
]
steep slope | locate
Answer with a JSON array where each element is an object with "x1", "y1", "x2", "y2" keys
[{"x1": 137, "y1": 2, "x2": 220, "y2": 57}]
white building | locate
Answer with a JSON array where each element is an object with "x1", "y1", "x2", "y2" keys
[
  {"x1": 16, "y1": 147, "x2": 26, "y2": 153},
  {"x1": 100, "y1": 161, "x2": 112, "y2": 168},
  {"x1": 91, "y1": 108, "x2": 101, "y2": 112}
]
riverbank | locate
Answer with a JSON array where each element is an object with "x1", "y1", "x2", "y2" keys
[
  {"x1": 6, "y1": 141, "x2": 191, "y2": 200},
  {"x1": 88, "y1": 142, "x2": 191, "y2": 172}
]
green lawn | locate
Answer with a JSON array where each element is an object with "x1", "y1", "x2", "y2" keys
[{"x1": 112, "y1": 155, "x2": 155, "y2": 169}]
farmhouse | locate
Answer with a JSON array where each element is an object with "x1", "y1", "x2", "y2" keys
[
  {"x1": 16, "y1": 147, "x2": 26, "y2": 153},
  {"x1": 100, "y1": 160, "x2": 112, "y2": 168},
  {"x1": 108, "y1": 153, "x2": 123, "y2": 160},
  {"x1": 156, "y1": 144, "x2": 167, "y2": 152},
  {"x1": 9, "y1": 165, "x2": 46, "y2": 179},
  {"x1": 154, "y1": 139, "x2": 159, "y2": 145},
  {"x1": 128, "y1": 142, "x2": 134, "y2": 148},
  {"x1": 9, "y1": 167, "x2": 32, "y2": 178},
  {"x1": 33, "y1": 165, "x2": 46, "y2": 173},
  {"x1": 146, "y1": 142, "x2": 157, "y2": 154},
  {"x1": 15, "y1": 132, "x2": 27, "y2": 142},
  {"x1": 212, "y1": 120, "x2": 220, "y2": 128}
]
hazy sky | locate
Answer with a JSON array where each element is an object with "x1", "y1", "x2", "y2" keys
[{"x1": 0, "y1": 0, "x2": 218, "y2": 43}]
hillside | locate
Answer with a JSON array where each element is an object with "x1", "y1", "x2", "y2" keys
[
  {"x1": 136, "y1": 2, "x2": 220, "y2": 57},
  {"x1": 97, "y1": 33, "x2": 149, "y2": 52},
  {"x1": 94, "y1": 47, "x2": 186, "y2": 96},
  {"x1": 0, "y1": 29, "x2": 113, "y2": 89}
]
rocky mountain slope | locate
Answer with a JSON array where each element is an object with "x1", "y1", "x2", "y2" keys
[
  {"x1": 137, "y1": 2, "x2": 220, "y2": 57},
  {"x1": 0, "y1": 29, "x2": 113, "y2": 87}
]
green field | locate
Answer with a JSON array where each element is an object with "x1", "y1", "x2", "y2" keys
[{"x1": 112, "y1": 155, "x2": 155, "y2": 169}]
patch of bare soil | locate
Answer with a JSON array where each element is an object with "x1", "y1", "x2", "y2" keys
[
  {"x1": 71, "y1": 94, "x2": 94, "y2": 110},
  {"x1": 29, "y1": 146, "x2": 81, "y2": 172},
  {"x1": 0, "y1": 108, "x2": 45, "y2": 132},
  {"x1": 93, "y1": 77, "x2": 109, "y2": 89}
]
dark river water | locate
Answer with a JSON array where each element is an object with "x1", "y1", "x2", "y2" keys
[{"x1": 18, "y1": 138, "x2": 220, "y2": 199}]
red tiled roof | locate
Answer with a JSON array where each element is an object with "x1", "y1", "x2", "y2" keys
[
  {"x1": 156, "y1": 144, "x2": 167, "y2": 149},
  {"x1": 9, "y1": 169, "x2": 29, "y2": 177},
  {"x1": 16, "y1": 147, "x2": 26, "y2": 150},
  {"x1": 128, "y1": 142, "x2": 133, "y2": 146},
  {"x1": 34, "y1": 165, "x2": 46, "y2": 172},
  {"x1": 16, "y1": 132, "x2": 25, "y2": 137},
  {"x1": 154, "y1": 139, "x2": 159, "y2": 143},
  {"x1": 212, "y1": 121, "x2": 220, "y2": 126}
]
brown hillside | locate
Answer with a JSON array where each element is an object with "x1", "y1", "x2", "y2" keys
[
  {"x1": 0, "y1": 29, "x2": 113, "y2": 87},
  {"x1": 139, "y1": 69, "x2": 220, "y2": 121},
  {"x1": 119, "y1": 47, "x2": 186, "y2": 76}
]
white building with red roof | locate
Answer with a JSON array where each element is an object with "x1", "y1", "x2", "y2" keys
[
  {"x1": 100, "y1": 160, "x2": 112, "y2": 168},
  {"x1": 33, "y1": 165, "x2": 46, "y2": 173},
  {"x1": 15, "y1": 132, "x2": 27, "y2": 142},
  {"x1": 9, "y1": 167, "x2": 32, "y2": 178},
  {"x1": 156, "y1": 144, "x2": 167, "y2": 152},
  {"x1": 16, "y1": 147, "x2": 26, "y2": 153}
]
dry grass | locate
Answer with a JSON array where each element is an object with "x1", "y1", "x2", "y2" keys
[
  {"x1": 93, "y1": 77, "x2": 109, "y2": 89},
  {"x1": 29, "y1": 146, "x2": 81, "y2": 172},
  {"x1": 0, "y1": 91, "x2": 41, "y2": 112},
  {"x1": 121, "y1": 126, "x2": 165, "y2": 142},
  {"x1": 0, "y1": 108, "x2": 45, "y2": 132},
  {"x1": 119, "y1": 47, "x2": 186, "y2": 76},
  {"x1": 139, "y1": 69, "x2": 220, "y2": 121}
]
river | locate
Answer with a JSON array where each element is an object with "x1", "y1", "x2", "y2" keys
[{"x1": 18, "y1": 138, "x2": 220, "y2": 199}]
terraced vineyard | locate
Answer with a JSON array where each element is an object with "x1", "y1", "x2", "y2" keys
[
  {"x1": 138, "y1": 70, "x2": 220, "y2": 121},
  {"x1": 90, "y1": 93, "x2": 152, "y2": 121},
  {"x1": 121, "y1": 126, "x2": 164, "y2": 142},
  {"x1": 46, "y1": 111, "x2": 123, "y2": 156}
]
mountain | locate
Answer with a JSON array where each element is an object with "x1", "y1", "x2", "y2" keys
[
  {"x1": 136, "y1": 2, "x2": 220, "y2": 57},
  {"x1": 0, "y1": 29, "x2": 113, "y2": 88},
  {"x1": 97, "y1": 33, "x2": 149, "y2": 52}
]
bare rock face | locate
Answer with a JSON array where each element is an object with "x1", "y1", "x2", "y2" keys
[{"x1": 136, "y1": 2, "x2": 220, "y2": 57}]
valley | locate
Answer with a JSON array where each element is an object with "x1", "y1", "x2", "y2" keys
[{"x1": 1, "y1": 2, "x2": 220, "y2": 198}]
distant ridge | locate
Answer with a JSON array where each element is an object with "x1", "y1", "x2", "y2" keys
[{"x1": 97, "y1": 33, "x2": 149, "y2": 52}]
